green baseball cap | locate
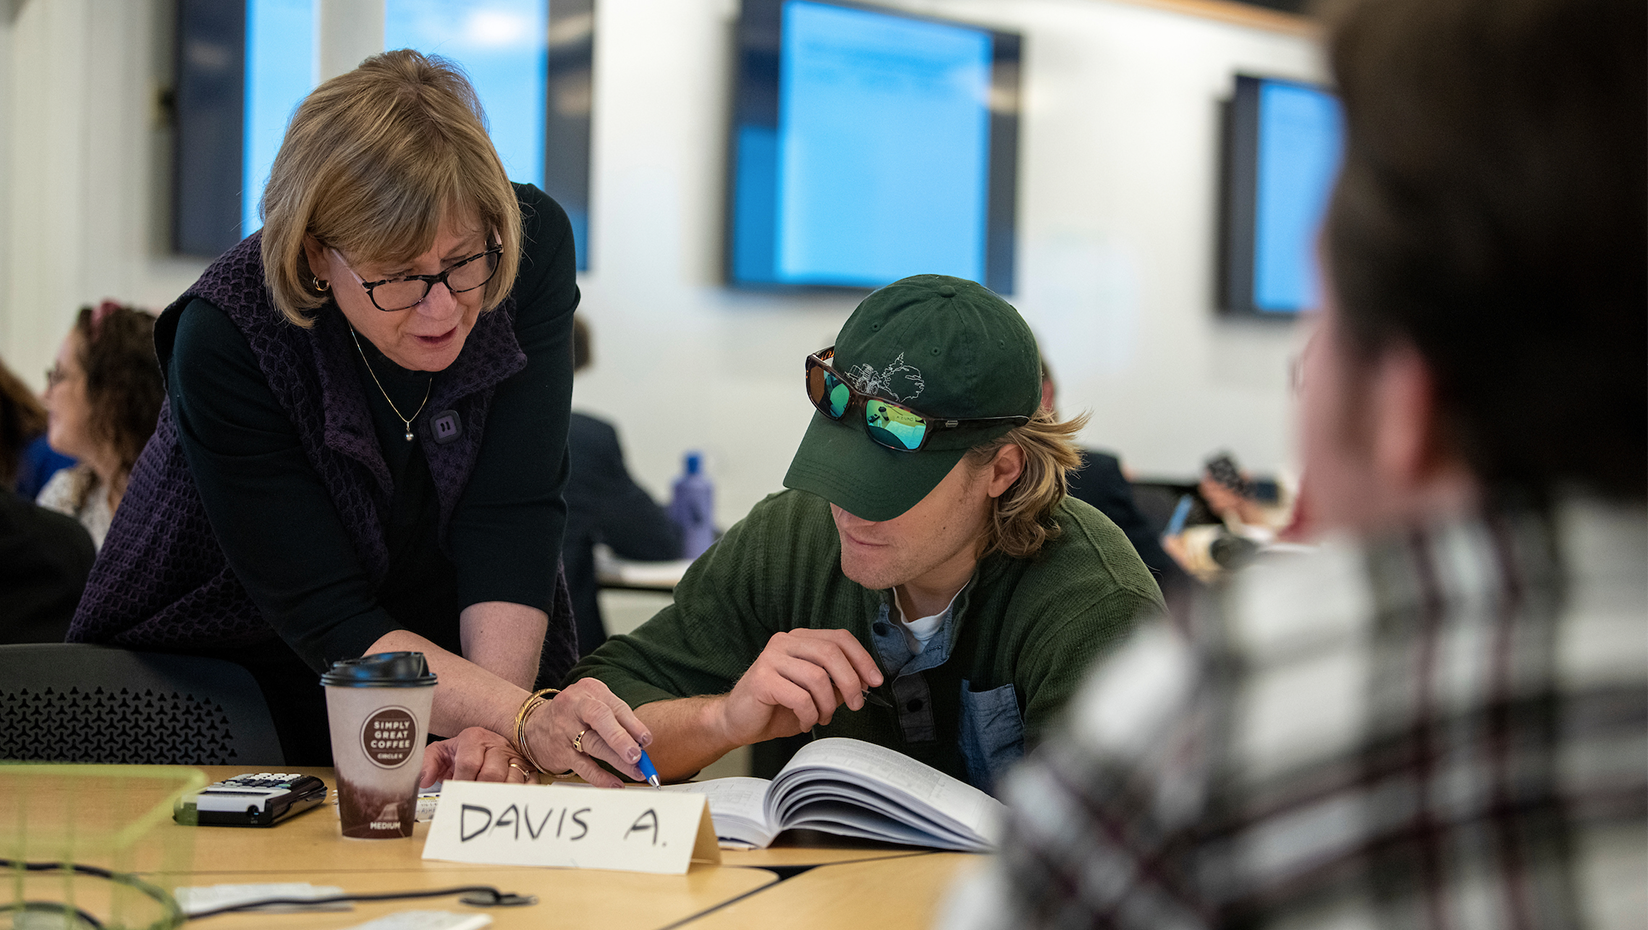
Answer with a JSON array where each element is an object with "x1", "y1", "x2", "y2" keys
[{"x1": 783, "y1": 274, "x2": 1042, "y2": 521}]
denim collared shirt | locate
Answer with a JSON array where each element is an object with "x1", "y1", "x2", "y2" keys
[{"x1": 867, "y1": 594, "x2": 1026, "y2": 794}]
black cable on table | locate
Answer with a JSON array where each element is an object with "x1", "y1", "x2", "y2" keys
[
  {"x1": 184, "y1": 885, "x2": 536, "y2": 920},
  {"x1": 0, "y1": 900, "x2": 108, "y2": 929},
  {"x1": 1, "y1": 858, "x2": 181, "y2": 929},
  {"x1": 1, "y1": 858, "x2": 534, "y2": 924}
]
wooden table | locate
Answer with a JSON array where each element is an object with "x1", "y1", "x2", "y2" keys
[
  {"x1": 596, "y1": 552, "x2": 692, "y2": 591},
  {"x1": 159, "y1": 867, "x2": 776, "y2": 930},
  {"x1": 717, "y1": 826, "x2": 942, "y2": 868},
  {"x1": 179, "y1": 767, "x2": 935, "y2": 872},
  {"x1": 2, "y1": 764, "x2": 974, "y2": 929},
  {"x1": 680, "y1": 853, "x2": 980, "y2": 929},
  {"x1": 178, "y1": 766, "x2": 502, "y2": 874}
]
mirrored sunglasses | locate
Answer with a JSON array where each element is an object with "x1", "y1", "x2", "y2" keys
[{"x1": 804, "y1": 346, "x2": 1030, "y2": 453}]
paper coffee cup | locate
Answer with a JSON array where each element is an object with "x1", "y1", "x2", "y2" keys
[{"x1": 322, "y1": 652, "x2": 437, "y2": 839}]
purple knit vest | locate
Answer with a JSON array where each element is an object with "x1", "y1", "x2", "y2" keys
[{"x1": 69, "y1": 233, "x2": 578, "y2": 681}]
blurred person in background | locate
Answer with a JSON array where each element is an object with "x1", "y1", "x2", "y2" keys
[
  {"x1": 946, "y1": 0, "x2": 1646, "y2": 926},
  {"x1": 0, "y1": 354, "x2": 75, "y2": 504},
  {"x1": 6, "y1": 355, "x2": 77, "y2": 500},
  {"x1": 16, "y1": 433, "x2": 77, "y2": 501},
  {"x1": 1160, "y1": 450, "x2": 1300, "y2": 581},
  {"x1": 563, "y1": 315, "x2": 682, "y2": 657},
  {"x1": 1039, "y1": 361, "x2": 1193, "y2": 600},
  {"x1": 0, "y1": 356, "x2": 95, "y2": 643},
  {"x1": 37, "y1": 301, "x2": 163, "y2": 549},
  {"x1": 0, "y1": 356, "x2": 48, "y2": 492}
]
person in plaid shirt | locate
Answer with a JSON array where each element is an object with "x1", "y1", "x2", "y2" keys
[{"x1": 943, "y1": 0, "x2": 1646, "y2": 927}]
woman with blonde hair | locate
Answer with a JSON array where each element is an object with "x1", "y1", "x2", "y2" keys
[{"x1": 71, "y1": 51, "x2": 650, "y2": 782}]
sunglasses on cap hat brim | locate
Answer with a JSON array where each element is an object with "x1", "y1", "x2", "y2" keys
[{"x1": 804, "y1": 347, "x2": 1029, "y2": 453}]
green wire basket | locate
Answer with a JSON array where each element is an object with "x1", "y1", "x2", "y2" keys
[{"x1": 0, "y1": 765, "x2": 206, "y2": 930}]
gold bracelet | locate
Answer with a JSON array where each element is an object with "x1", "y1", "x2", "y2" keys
[{"x1": 511, "y1": 688, "x2": 560, "y2": 773}]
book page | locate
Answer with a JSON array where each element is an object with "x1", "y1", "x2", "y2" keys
[
  {"x1": 775, "y1": 779, "x2": 974, "y2": 845},
  {"x1": 663, "y1": 777, "x2": 777, "y2": 848},
  {"x1": 773, "y1": 739, "x2": 1005, "y2": 844},
  {"x1": 783, "y1": 800, "x2": 973, "y2": 850}
]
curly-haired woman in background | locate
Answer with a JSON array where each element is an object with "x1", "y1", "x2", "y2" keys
[{"x1": 38, "y1": 301, "x2": 163, "y2": 548}]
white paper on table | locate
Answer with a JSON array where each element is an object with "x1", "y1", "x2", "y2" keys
[{"x1": 172, "y1": 883, "x2": 351, "y2": 915}]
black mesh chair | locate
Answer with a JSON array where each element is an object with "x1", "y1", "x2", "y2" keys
[{"x1": 0, "y1": 643, "x2": 283, "y2": 765}]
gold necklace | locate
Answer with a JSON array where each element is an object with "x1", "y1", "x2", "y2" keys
[{"x1": 349, "y1": 327, "x2": 432, "y2": 442}]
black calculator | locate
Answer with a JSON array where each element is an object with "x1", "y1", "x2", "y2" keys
[{"x1": 174, "y1": 772, "x2": 328, "y2": 828}]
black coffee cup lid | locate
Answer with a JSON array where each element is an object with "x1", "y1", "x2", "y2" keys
[{"x1": 321, "y1": 651, "x2": 438, "y2": 687}]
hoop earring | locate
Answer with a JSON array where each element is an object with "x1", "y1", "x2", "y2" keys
[{"x1": 312, "y1": 275, "x2": 330, "y2": 293}]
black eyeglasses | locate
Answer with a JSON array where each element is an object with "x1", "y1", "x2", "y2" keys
[
  {"x1": 331, "y1": 245, "x2": 503, "y2": 312},
  {"x1": 805, "y1": 347, "x2": 1030, "y2": 453}
]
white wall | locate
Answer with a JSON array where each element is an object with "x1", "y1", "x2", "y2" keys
[
  {"x1": 577, "y1": 0, "x2": 1320, "y2": 523},
  {"x1": 2, "y1": 0, "x2": 205, "y2": 383},
  {"x1": 0, "y1": 2, "x2": 12, "y2": 336},
  {"x1": 0, "y1": 0, "x2": 1320, "y2": 528}
]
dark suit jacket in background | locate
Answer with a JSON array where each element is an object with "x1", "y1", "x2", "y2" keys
[
  {"x1": 16, "y1": 434, "x2": 76, "y2": 502},
  {"x1": 1066, "y1": 449, "x2": 1193, "y2": 598},
  {"x1": 0, "y1": 491, "x2": 96, "y2": 644},
  {"x1": 564, "y1": 412, "x2": 682, "y2": 655}
]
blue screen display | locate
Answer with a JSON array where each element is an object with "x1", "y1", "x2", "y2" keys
[
  {"x1": 1252, "y1": 80, "x2": 1343, "y2": 313},
  {"x1": 239, "y1": 1, "x2": 551, "y2": 244},
  {"x1": 385, "y1": 0, "x2": 549, "y2": 189},
  {"x1": 734, "y1": 0, "x2": 998, "y2": 289},
  {"x1": 242, "y1": 0, "x2": 315, "y2": 238}
]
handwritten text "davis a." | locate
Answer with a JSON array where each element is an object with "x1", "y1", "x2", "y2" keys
[{"x1": 458, "y1": 803, "x2": 671, "y2": 847}]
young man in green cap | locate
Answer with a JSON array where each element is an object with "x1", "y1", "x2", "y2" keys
[{"x1": 565, "y1": 275, "x2": 1162, "y2": 791}]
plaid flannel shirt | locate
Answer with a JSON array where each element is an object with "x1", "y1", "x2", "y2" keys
[{"x1": 946, "y1": 499, "x2": 1647, "y2": 930}]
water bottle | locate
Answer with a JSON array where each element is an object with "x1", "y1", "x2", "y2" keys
[{"x1": 669, "y1": 451, "x2": 716, "y2": 560}]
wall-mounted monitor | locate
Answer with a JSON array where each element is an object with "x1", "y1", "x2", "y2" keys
[
  {"x1": 172, "y1": 0, "x2": 255, "y2": 259},
  {"x1": 384, "y1": 0, "x2": 594, "y2": 269},
  {"x1": 172, "y1": 0, "x2": 321, "y2": 258},
  {"x1": 173, "y1": 0, "x2": 593, "y2": 269},
  {"x1": 1219, "y1": 74, "x2": 1343, "y2": 316},
  {"x1": 727, "y1": 0, "x2": 1021, "y2": 293}
]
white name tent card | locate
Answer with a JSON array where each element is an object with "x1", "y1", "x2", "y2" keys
[{"x1": 421, "y1": 781, "x2": 720, "y2": 874}]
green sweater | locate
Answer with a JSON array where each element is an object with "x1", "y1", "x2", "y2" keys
[{"x1": 566, "y1": 489, "x2": 1162, "y2": 790}]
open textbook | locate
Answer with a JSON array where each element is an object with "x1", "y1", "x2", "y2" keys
[{"x1": 664, "y1": 737, "x2": 1005, "y2": 851}]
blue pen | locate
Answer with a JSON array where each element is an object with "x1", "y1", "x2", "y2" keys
[
  {"x1": 637, "y1": 749, "x2": 662, "y2": 789},
  {"x1": 1165, "y1": 493, "x2": 1194, "y2": 537}
]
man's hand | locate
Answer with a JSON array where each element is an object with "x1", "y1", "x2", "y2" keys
[
  {"x1": 419, "y1": 727, "x2": 535, "y2": 788},
  {"x1": 714, "y1": 628, "x2": 885, "y2": 746},
  {"x1": 1199, "y1": 475, "x2": 1268, "y2": 528}
]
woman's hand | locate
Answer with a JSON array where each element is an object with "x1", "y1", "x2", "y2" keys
[
  {"x1": 523, "y1": 678, "x2": 653, "y2": 788},
  {"x1": 364, "y1": 631, "x2": 649, "y2": 787},
  {"x1": 419, "y1": 726, "x2": 537, "y2": 788}
]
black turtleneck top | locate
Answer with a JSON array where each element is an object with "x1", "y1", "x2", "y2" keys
[{"x1": 166, "y1": 184, "x2": 576, "y2": 673}]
